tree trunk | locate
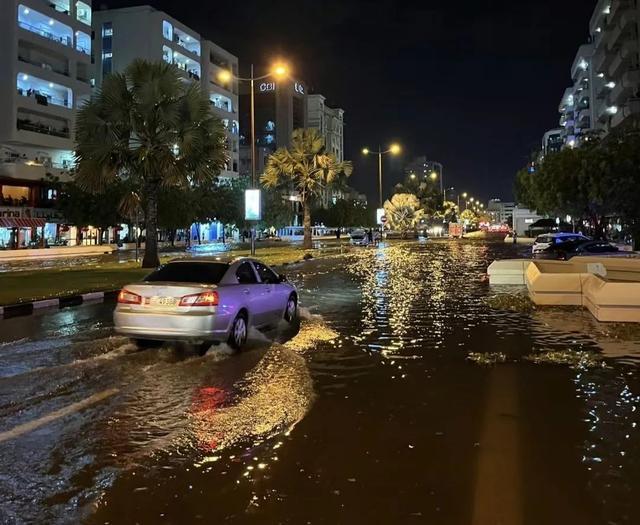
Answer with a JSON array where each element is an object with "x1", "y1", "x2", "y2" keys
[
  {"x1": 142, "y1": 182, "x2": 160, "y2": 268},
  {"x1": 303, "y1": 201, "x2": 312, "y2": 250}
]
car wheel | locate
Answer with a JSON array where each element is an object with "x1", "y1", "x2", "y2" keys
[
  {"x1": 228, "y1": 312, "x2": 248, "y2": 350},
  {"x1": 133, "y1": 338, "x2": 163, "y2": 349},
  {"x1": 284, "y1": 294, "x2": 298, "y2": 323}
]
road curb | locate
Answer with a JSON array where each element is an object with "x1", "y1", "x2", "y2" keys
[{"x1": 0, "y1": 290, "x2": 119, "y2": 320}]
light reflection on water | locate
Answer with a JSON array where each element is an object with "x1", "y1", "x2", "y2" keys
[{"x1": 2, "y1": 240, "x2": 640, "y2": 524}]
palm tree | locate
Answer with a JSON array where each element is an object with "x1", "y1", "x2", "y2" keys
[
  {"x1": 74, "y1": 59, "x2": 227, "y2": 267},
  {"x1": 383, "y1": 193, "x2": 424, "y2": 237},
  {"x1": 262, "y1": 128, "x2": 353, "y2": 249}
]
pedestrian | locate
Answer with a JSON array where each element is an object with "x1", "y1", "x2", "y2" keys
[
  {"x1": 367, "y1": 228, "x2": 373, "y2": 245},
  {"x1": 513, "y1": 230, "x2": 518, "y2": 244},
  {"x1": 336, "y1": 228, "x2": 341, "y2": 240}
]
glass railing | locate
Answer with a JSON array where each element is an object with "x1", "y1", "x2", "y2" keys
[
  {"x1": 17, "y1": 119, "x2": 70, "y2": 138},
  {"x1": 18, "y1": 55, "x2": 69, "y2": 76},
  {"x1": 18, "y1": 21, "x2": 72, "y2": 47},
  {"x1": 17, "y1": 89, "x2": 71, "y2": 109}
]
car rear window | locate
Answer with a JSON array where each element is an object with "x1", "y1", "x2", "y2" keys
[
  {"x1": 536, "y1": 236, "x2": 553, "y2": 243},
  {"x1": 144, "y1": 262, "x2": 229, "y2": 284}
]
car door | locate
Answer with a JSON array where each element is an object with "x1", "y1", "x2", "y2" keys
[
  {"x1": 235, "y1": 261, "x2": 266, "y2": 327},
  {"x1": 253, "y1": 261, "x2": 286, "y2": 323}
]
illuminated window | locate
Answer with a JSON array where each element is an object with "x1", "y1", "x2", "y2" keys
[
  {"x1": 75, "y1": 1, "x2": 91, "y2": 25},
  {"x1": 162, "y1": 20, "x2": 173, "y2": 40},
  {"x1": 18, "y1": 5, "x2": 72, "y2": 47}
]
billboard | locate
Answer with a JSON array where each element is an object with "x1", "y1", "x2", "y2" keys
[{"x1": 244, "y1": 189, "x2": 262, "y2": 221}]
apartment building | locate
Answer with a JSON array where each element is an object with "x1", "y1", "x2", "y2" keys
[
  {"x1": 556, "y1": 0, "x2": 640, "y2": 149},
  {"x1": 307, "y1": 94, "x2": 344, "y2": 162},
  {"x1": 0, "y1": 0, "x2": 93, "y2": 247},
  {"x1": 92, "y1": 5, "x2": 240, "y2": 179},
  {"x1": 590, "y1": 0, "x2": 640, "y2": 131}
]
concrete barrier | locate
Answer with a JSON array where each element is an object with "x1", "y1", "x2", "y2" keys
[
  {"x1": 0, "y1": 245, "x2": 116, "y2": 261},
  {"x1": 524, "y1": 258, "x2": 640, "y2": 323},
  {"x1": 487, "y1": 259, "x2": 532, "y2": 285}
]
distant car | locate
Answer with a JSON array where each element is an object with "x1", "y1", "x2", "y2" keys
[
  {"x1": 113, "y1": 257, "x2": 298, "y2": 353},
  {"x1": 535, "y1": 240, "x2": 620, "y2": 260},
  {"x1": 532, "y1": 232, "x2": 590, "y2": 254},
  {"x1": 350, "y1": 229, "x2": 369, "y2": 246}
]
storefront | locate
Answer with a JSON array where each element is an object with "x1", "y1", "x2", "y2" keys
[{"x1": 0, "y1": 217, "x2": 47, "y2": 248}]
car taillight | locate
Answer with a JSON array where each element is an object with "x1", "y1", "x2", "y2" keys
[
  {"x1": 179, "y1": 291, "x2": 219, "y2": 307},
  {"x1": 118, "y1": 289, "x2": 142, "y2": 304}
]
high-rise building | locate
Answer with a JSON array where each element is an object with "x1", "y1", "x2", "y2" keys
[
  {"x1": 306, "y1": 94, "x2": 344, "y2": 162},
  {"x1": 541, "y1": 128, "x2": 564, "y2": 157},
  {"x1": 487, "y1": 198, "x2": 515, "y2": 225},
  {"x1": 238, "y1": 77, "x2": 307, "y2": 158},
  {"x1": 403, "y1": 156, "x2": 443, "y2": 181},
  {"x1": 92, "y1": 6, "x2": 240, "y2": 179},
  {"x1": 0, "y1": 0, "x2": 93, "y2": 248},
  {"x1": 590, "y1": 0, "x2": 640, "y2": 132},
  {"x1": 557, "y1": 0, "x2": 640, "y2": 148}
]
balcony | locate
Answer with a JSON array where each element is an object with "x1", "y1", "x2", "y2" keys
[
  {"x1": 17, "y1": 73, "x2": 72, "y2": 109},
  {"x1": 609, "y1": 71, "x2": 640, "y2": 104},
  {"x1": 40, "y1": 0, "x2": 70, "y2": 15},
  {"x1": 608, "y1": 40, "x2": 635, "y2": 78},
  {"x1": 75, "y1": 30, "x2": 90, "y2": 56},
  {"x1": 18, "y1": 5, "x2": 74, "y2": 46},
  {"x1": 18, "y1": 43, "x2": 69, "y2": 77},
  {"x1": 593, "y1": 46, "x2": 614, "y2": 74},
  {"x1": 209, "y1": 92, "x2": 234, "y2": 113},
  {"x1": 608, "y1": 0, "x2": 634, "y2": 26},
  {"x1": 172, "y1": 27, "x2": 200, "y2": 57},
  {"x1": 16, "y1": 113, "x2": 70, "y2": 139},
  {"x1": 607, "y1": 11, "x2": 637, "y2": 52}
]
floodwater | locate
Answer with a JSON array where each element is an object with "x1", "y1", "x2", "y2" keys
[{"x1": 1, "y1": 240, "x2": 640, "y2": 524}]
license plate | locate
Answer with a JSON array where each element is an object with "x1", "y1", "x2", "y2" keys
[{"x1": 150, "y1": 296, "x2": 178, "y2": 307}]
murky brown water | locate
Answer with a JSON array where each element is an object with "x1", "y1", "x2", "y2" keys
[{"x1": 1, "y1": 240, "x2": 640, "y2": 524}]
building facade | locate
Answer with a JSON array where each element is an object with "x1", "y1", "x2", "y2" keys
[
  {"x1": 92, "y1": 5, "x2": 240, "y2": 179},
  {"x1": 306, "y1": 94, "x2": 344, "y2": 162},
  {"x1": 487, "y1": 198, "x2": 516, "y2": 225},
  {"x1": 556, "y1": 0, "x2": 640, "y2": 149},
  {"x1": 541, "y1": 128, "x2": 564, "y2": 156},
  {"x1": 238, "y1": 77, "x2": 307, "y2": 157},
  {"x1": 0, "y1": 0, "x2": 93, "y2": 248}
]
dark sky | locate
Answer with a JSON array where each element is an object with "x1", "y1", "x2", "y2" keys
[{"x1": 98, "y1": 0, "x2": 595, "y2": 203}]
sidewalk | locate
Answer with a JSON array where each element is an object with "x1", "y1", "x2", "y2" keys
[{"x1": 0, "y1": 242, "x2": 348, "y2": 308}]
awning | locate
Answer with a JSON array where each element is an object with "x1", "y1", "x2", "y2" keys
[{"x1": 0, "y1": 217, "x2": 47, "y2": 228}]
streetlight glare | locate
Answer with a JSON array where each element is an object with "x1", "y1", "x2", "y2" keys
[
  {"x1": 272, "y1": 63, "x2": 289, "y2": 78},
  {"x1": 362, "y1": 148, "x2": 370, "y2": 155},
  {"x1": 470, "y1": 197, "x2": 475, "y2": 203},
  {"x1": 218, "y1": 70, "x2": 233, "y2": 83},
  {"x1": 389, "y1": 144, "x2": 401, "y2": 155},
  {"x1": 410, "y1": 173, "x2": 416, "y2": 179},
  {"x1": 430, "y1": 171, "x2": 438, "y2": 181},
  {"x1": 462, "y1": 192, "x2": 468, "y2": 198}
]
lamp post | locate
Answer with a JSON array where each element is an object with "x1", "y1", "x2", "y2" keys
[
  {"x1": 458, "y1": 191, "x2": 468, "y2": 210},
  {"x1": 218, "y1": 62, "x2": 289, "y2": 254},
  {"x1": 428, "y1": 161, "x2": 445, "y2": 201},
  {"x1": 362, "y1": 143, "x2": 401, "y2": 209}
]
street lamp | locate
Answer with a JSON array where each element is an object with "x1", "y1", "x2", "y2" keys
[
  {"x1": 362, "y1": 143, "x2": 402, "y2": 209},
  {"x1": 218, "y1": 61, "x2": 289, "y2": 188},
  {"x1": 218, "y1": 61, "x2": 289, "y2": 255}
]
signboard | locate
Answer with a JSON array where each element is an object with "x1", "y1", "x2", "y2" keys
[
  {"x1": 244, "y1": 189, "x2": 262, "y2": 221},
  {"x1": 259, "y1": 82, "x2": 276, "y2": 92},
  {"x1": 294, "y1": 82, "x2": 305, "y2": 94},
  {"x1": 448, "y1": 222, "x2": 463, "y2": 238},
  {"x1": 376, "y1": 207, "x2": 385, "y2": 225},
  {"x1": 0, "y1": 206, "x2": 64, "y2": 222}
]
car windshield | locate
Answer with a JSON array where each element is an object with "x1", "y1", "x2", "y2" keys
[{"x1": 144, "y1": 262, "x2": 229, "y2": 284}]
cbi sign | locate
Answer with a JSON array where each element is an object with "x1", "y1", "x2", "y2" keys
[{"x1": 258, "y1": 81, "x2": 306, "y2": 94}]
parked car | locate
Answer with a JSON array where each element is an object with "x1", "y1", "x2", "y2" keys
[
  {"x1": 532, "y1": 232, "x2": 590, "y2": 254},
  {"x1": 350, "y1": 229, "x2": 369, "y2": 246},
  {"x1": 113, "y1": 257, "x2": 298, "y2": 353},
  {"x1": 535, "y1": 240, "x2": 620, "y2": 260}
]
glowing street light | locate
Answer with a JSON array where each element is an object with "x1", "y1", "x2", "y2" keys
[
  {"x1": 362, "y1": 143, "x2": 403, "y2": 208},
  {"x1": 217, "y1": 60, "x2": 291, "y2": 255}
]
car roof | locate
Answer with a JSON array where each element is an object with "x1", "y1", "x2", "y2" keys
[
  {"x1": 538, "y1": 232, "x2": 586, "y2": 239},
  {"x1": 165, "y1": 256, "x2": 270, "y2": 266}
]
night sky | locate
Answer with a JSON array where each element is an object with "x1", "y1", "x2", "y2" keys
[{"x1": 97, "y1": 0, "x2": 595, "y2": 203}]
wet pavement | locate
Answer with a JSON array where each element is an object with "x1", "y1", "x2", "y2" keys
[{"x1": 1, "y1": 240, "x2": 640, "y2": 524}]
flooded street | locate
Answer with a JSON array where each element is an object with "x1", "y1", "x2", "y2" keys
[{"x1": 1, "y1": 240, "x2": 640, "y2": 524}]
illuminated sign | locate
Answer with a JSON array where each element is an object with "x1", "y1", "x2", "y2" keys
[
  {"x1": 376, "y1": 208, "x2": 385, "y2": 225},
  {"x1": 244, "y1": 189, "x2": 262, "y2": 221},
  {"x1": 294, "y1": 82, "x2": 305, "y2": 94},
  {"x1": 259, "y1": 82, "x2": 276, "y2": 92}
]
